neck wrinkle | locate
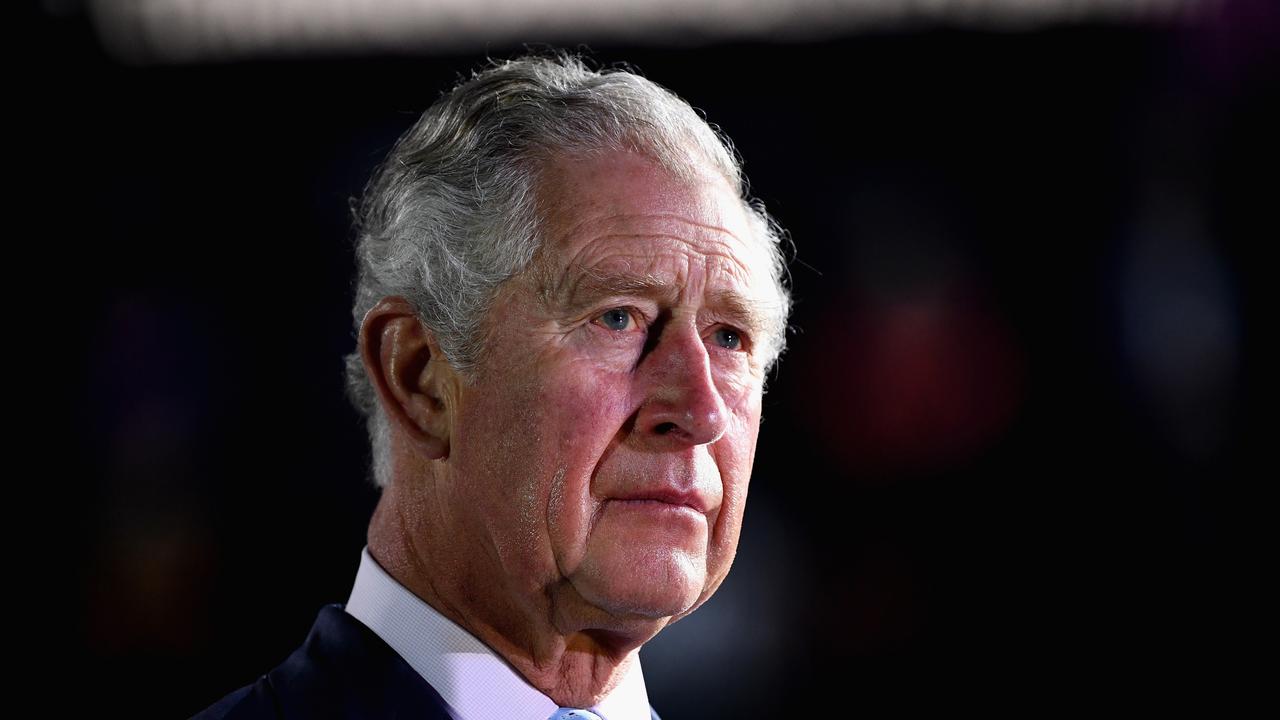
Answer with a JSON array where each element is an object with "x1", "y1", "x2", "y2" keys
[{"x1": 368, "y1": 479, "x2": 642, "y2": 709}]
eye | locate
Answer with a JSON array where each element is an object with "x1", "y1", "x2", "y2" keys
[
  {"x1": 595, "y1": 307, "x2": 634, "y2": 331},
  {"x1": 711, "y1": 327, "x2": 743, "y2": 351}
]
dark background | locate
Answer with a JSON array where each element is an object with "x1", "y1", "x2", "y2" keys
[{"x1": 32, "y1": 2, "x2": 1274, "y2": 717}]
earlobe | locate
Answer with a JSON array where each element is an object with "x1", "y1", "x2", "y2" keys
[{"x1": 359, "y1": 296, "x2": 454, "y2": 460}]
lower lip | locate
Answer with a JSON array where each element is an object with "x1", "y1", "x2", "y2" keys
[{"x1": 608, "y1": 499, "x2": 704, "y2": 521}]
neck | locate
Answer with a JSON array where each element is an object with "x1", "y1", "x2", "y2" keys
[{"x1": 367, "y1": 482, "x2": 654, "y2": 707}]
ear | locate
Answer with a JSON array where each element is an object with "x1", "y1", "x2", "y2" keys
[{"x1": 359, "y1": 296, "x2": 458, "y2": 460}]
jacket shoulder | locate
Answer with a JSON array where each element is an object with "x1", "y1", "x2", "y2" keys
[
  {"x1": 190, "y1": 676, "x2": 281, "y2": 720},
  {"x1": 190, "y1": 604, "x2": 453, "y2": 720}
]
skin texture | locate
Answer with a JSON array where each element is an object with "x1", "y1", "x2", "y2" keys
[{"x1": 360, "y1": 151, "x2": 780, "y2": 707}]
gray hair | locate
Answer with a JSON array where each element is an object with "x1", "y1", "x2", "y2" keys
[{"x1": 343, "y1": 52, "x2": 791, "y2": 488}]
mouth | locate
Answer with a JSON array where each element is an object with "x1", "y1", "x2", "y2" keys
[
  {"x1": 606, "y1": 498, "x2": 707, "y2": 530},
  {"x1": 608, "y1": 488, "x2": 709, "y2": 514}
]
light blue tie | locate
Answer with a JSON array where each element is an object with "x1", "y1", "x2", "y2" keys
[{"x1": 548, "y1": 709, "x2": 605, "y2": 720}]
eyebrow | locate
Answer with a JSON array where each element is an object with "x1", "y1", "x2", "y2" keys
[
  {"x1": 545, "y1": 266, "x2": 771, "y2": 335},
  {"x1": 705, "y1": 288, "x2": 771, "y2": 335},
  {"x1": 556, "y1": 270, "x2": 667, "y2": 308}
]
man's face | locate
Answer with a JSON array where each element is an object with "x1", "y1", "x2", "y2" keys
[{"x1": 439, "y1": 151, "x2": 778, "y2": 636}]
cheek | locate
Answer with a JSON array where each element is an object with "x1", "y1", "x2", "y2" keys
[
  {"x1": 529, "y1": 365, "x2": 638, "y2": 579},
  {"x1": 717, "y1": 373, "x2": 763, "y2": 468},
  {"x1": 557, "y1": 365, "x2": 633, "y2": 438},
  {"x1": 449, "y1": 386, "x2": 547, "y2": 566},
  {"x1": 709, "y1": 390, "x2": 762, "y2": 553}
]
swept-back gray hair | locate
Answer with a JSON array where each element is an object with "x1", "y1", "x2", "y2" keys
[{"x1": 344, "y1": 52, "x2": 790, "y2": 488}]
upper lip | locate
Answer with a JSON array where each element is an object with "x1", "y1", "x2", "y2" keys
[{"x1": 610, "y1": 487, "x2": 711, "y2": 513}]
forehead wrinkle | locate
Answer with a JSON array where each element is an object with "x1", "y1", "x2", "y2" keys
[
  {"x1": 553, "y1": 212, "x2": 746, "y2": 244},
  {"x1": 550, "y1": 211, "x2": 755, "y2": 272},
  {"x1": 563, "y1": 231, "x2": 754, "y2": 284},
  {"x1": 536, "y1": 228, "x2": 746, "y2": 307}
]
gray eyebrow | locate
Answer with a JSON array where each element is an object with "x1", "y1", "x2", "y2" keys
[
  {"x1": 705, "y1": 288, "x2": 770, "y2": 335},
  {"x1": 544, "y1": 266, "x2": 770, "y2": 336},
  {"x1": 557, "y1": 269, "x2": 668, "y2": 308}
]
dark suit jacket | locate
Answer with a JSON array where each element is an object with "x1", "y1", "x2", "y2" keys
[{"x1": 191, "y1": 603, "x2": 661, "y2": 720}]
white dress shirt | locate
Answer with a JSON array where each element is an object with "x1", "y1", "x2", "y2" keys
[{"x1": 344, "y1": 547, "x2": 652, "y2": 720}]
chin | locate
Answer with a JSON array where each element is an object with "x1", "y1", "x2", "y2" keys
[{"x1": 572, "y1": 546, "x2": 707, "y2": 621}]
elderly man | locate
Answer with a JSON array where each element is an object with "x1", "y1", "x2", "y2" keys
[{"x1": 195, "y1": 53, "x2": 790, "y2": 720}]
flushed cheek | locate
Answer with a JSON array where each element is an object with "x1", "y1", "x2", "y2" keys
[
  {"x1": 706, "y1": 406, "x2": 760, "y2": 555},
  {"x1": 538, "y1": 366, "x2": 635, "y2": 567},
  {"x1": 560, "y1": 361, "x2": 633, "y2": 427},
  {"x1": 709, "y1": 458, "x2": 747, "y2": 548}
]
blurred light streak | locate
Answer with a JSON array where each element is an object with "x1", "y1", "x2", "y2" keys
[{"x1": 88, "y1": 0, "x2": 1208, "y2": 64}]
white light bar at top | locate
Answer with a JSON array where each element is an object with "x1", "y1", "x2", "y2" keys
[{"x1": 89, "y1": 0, "x2": 1209, "y2": 65}]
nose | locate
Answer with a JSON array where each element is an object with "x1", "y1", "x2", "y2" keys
[{"x1": 634, "y1": 321, "x2": 729, "y2": 448}]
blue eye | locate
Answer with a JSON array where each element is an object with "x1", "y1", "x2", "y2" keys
[
  {"x1": 598, "y1": 308, "x2": 632, "y2": 331},
  {"x1": 712, "y1": 327, "x2": 742, "y2": 350}
]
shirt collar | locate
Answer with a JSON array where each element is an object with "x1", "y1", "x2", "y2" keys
[{"x1": 344, "y1": 546, "x2": 652, "y2": 720}]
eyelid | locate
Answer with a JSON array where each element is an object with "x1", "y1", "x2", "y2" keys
[
  {"x1": 705, "y1": 323, "x2": 751, "y2": 352},
  {"x1": 583, "y1": 304, "x2": 753, "y2": 354},
  {"x1": 589, "y1": 304, "x2": 648, "y2": 330}
]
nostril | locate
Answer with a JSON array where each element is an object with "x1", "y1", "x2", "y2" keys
[{"x1": 654, "y1": 422, "x2": 677, "y2": 435}]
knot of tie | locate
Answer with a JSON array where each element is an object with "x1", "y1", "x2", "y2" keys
[{"x1": 548, "y1": 708, "x2": 605, "y2": 720}]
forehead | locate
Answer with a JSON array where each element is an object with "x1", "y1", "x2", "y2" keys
[{"x1": 532, "y1": 151, "x2": 775, "y2": 302}]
